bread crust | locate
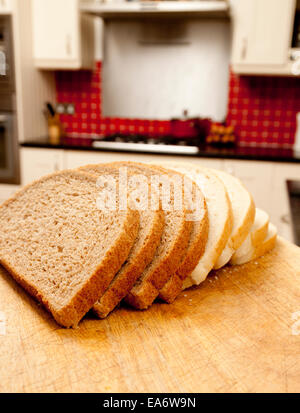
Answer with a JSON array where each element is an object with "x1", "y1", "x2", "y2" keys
[
  {"x1": 231, "y1": 194, "x2": 256, "y2": 251},
  {"x1": 211, "y1": 169, "x2": 256, "y2": 269},
  {"x1": 230, "y1": 208, "x2": 269, "y2": 264},
  {"x1": 0, "y1": 170, "x2": 139, "y2": 328},
  {"x1": 158, "y1": 196, "x2": 209, "y2": 303},
  {"x1": 231, "y1": 223, "x2": 277, "y2": 265},
  {"x1": 213, "y1": 195, "x2": 255, "y2": 269},
  {"x1": 251, "y1": 213, "x2": 269, "y2": 247},
  {"x1": 93, "y1": 209, "x2": 165, "y2": 318},
  {"x1": 153, "y1": 162, "x2": 233, "y2": 289},
  {"x1": 78, "y1": 163, "x2": 166, "y2": 317},
  {"x1": 125, "y1": 217, "x2": 192, "y2": 309},
  {"x1": 187, "y1": 189, "x2": 233, "y2": 286},
  {"x1": 101, "y1": 162, "x2": 192, "y2": 310},
  {"x1": 250, "y1": 227, "x2": 277, "y2": 261}
]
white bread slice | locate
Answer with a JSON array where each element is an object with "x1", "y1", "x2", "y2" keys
[
  {"x1": 158, "y1": 199, "x2": 208, "y2": 303},
  {"x1": 230, "y1": 223, "x2": 277, "y2": 265},
  {"x1": 230, "y1": 208, "x2": 269, "y2": 264},
  {"x1": 212, "y1": 169, "x2": 255, "y2": 269},
  {"x1": 0, "y1": 170, "x2": 139, "y2": 327},
  {"x1": 153, "y1": 162, "x2": 233, "y2": 288}
]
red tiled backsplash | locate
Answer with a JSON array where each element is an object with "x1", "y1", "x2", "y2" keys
[
  {"x1": 227, "y1": 71, "x2": 300, "y2": 147},
  {"x1": 56, "y1": 61, "x2": 300, "y2": 147}
]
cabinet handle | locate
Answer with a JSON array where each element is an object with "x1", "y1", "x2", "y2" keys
[
  {"x1": 66, "y1": 35, "x2": 72, "y2": 56},
  {"x1": 241, "y1": 37, "x2": 247, "y2": 61},
  {"x1": 280, "y1": 214, "x2": 291, "y2": 225},
  {"x1": 0, "y1": 114, "x2": 9, "y2": 122},
  {"x1": 291, "y1": 59, "x2": 300, "y2": 76}
]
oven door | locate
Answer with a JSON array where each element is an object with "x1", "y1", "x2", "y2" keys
[
  {"x1": 0, "y1": 15, "x2": 14, "y2": 93},
  {"x1": 0, "y1": 113, "x2": 19, "y2": 184}
]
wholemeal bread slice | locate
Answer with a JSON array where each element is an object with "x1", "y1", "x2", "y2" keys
[
  {"x1": 160, "y1": 163, "x2": 232, "y2": 289},
  {"x1": 0, "y1": 170, "x2": 139, "y2": 327},
  {"x1": 107, "y1": 162, "x2": 193, "y2": 310},
  {"x1": 158, "y1": 203, "x2": 208, "y2": 303},
  {"x1": 230, "y1": 208, "x2": 269, "y2": 265},
  {"x1": 212, "y1": 169, "x2": 255, "y2": 269},
  {"x1": 230, "y1": 223, "x2": 277, "y2": 265},
  {"x1": 149, "y1": 162, "x2": 209, "y2": 303},
  {"x1": 78, "y1": 163, "x2": 165, "y2": 318}
]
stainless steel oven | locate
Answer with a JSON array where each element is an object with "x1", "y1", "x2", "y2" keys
[
  {"x1": 0, "y1": 14, "x2": 19, "y2": 185},
  {"x1": 0, "y1": 112, "x2": 19, "y2": 184},
  {"x1": 0, "y1": 15, "x2": 14, "y2": 93}
]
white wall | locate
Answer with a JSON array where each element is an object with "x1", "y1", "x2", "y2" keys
[{"x1": 102, "y1": 18, "x2": 231, "y2": 121}]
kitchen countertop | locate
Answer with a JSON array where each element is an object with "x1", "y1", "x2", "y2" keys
[
  {"x1": 0, "y1": 237, "x2": 299, "y2": 392},
  {"x1": 20, "y1": 137, "x2": 300, "y2": 163}
]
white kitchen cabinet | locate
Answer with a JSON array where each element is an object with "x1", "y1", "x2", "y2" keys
[
  {"x1": 20, "y1": 147, "x2": 299, "y2": 243},
  {"x1": 222, "y1": 159, "x2": 299, "y2": 243},
  {"x1": 0, "y1": 184, "x2": 20, "y2": 203},
  {"x1": 64, "y1": 150, "x2": 224, "y2": 170},
  {"x1": 231, "y1": 0, "x2": 297, "y2": 75},
  {"x1": 0, "y1": 0, "x2": 13, "y2": 14},
  {"x1": 223, "y1": 160, "x2": 274, "y2": 213},
  {"x1": 32, "y1": 0, "x2": 94, "y2": 69},
  {"x1": 20, "y1": 148, "x2": 65, "y2": 185},
  {"x1": 189, "y1": 158, "x2": 223, "y2": 170},
  {"x1": 20, "y1": 149, "x2": 223, "y2": 180},
  {"x1": 65, "y1": 150, "x2": 131, "y2": 169}
]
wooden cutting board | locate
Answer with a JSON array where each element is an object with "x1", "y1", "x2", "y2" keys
[{"x1": 0, "y1": 237, "x2": 299, "y2": 393}]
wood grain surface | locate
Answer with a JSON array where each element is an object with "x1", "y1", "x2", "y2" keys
[{"x1": 0, "y1": 237, "x2": 299, "y2": 393}]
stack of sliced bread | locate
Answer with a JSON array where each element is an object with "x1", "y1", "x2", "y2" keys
[{"x1": 0, "y1": 161, "x2": 277, "y2": 327}]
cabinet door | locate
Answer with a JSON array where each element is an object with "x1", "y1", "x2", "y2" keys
[
  {"x1": 231, "y1": 0, "x2": 256, "y2": 65},
  {"x1": 65, "y1": 150, "x2": 224, "y2": 170},
  {"x1": 0, "y1": 184, "x2": 20, "y2": 203},
  {"x1": 0, "y1": 0, "x2": 12, "y2": 14},
  {"x1": 32, "y1": 0, "x2": 80, "y2": 68},
  {"x1": 223, "y1": 160, "x2": 273, "y2": 212},
  {"x1": 65, "y1": 151, "x2": 139, "y2": 169},
  {"x1": 231, "y1": 0, "x2": 296, "y2": 67},
  {"x1": 21, "y1": 148, "x2": 65, "y2": 185}
]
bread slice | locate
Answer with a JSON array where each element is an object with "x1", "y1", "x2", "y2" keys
[
  {"x1": 157, "y1": 163, "x2": 232, "y2": 289},
  {"x1": 158, "y1": 203, "x2": 208, "y2": 303},
  {"x1": 230, "y1": 223, "x2": 277, "y2": 265},
  {"x1": 212, "y1": 169, "x2": 256, "y2": 269},
  {"x1": 78, "y1": 163, "x2": 165, "y2": 318},
  {"x1": 148, "y1": 162, "x2": 208, "y2": 302},
  {"x1": 0, "y1": 170, "x2": 139, "y2": 327},
  {"x1": 230, "y1": 208, "x2": 269, "y2": 264},
  {"x1": 108, "y1": 162, "x2": 192, "y2": 310}
]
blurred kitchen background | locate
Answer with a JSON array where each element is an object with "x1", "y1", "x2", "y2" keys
[{"x1": 0, "y1": 0, "x2": 300, "y2": 244}]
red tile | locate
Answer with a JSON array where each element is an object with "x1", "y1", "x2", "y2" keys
[{"x1": 55, "y1": 62, "x2": 298, "y2": 147}]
